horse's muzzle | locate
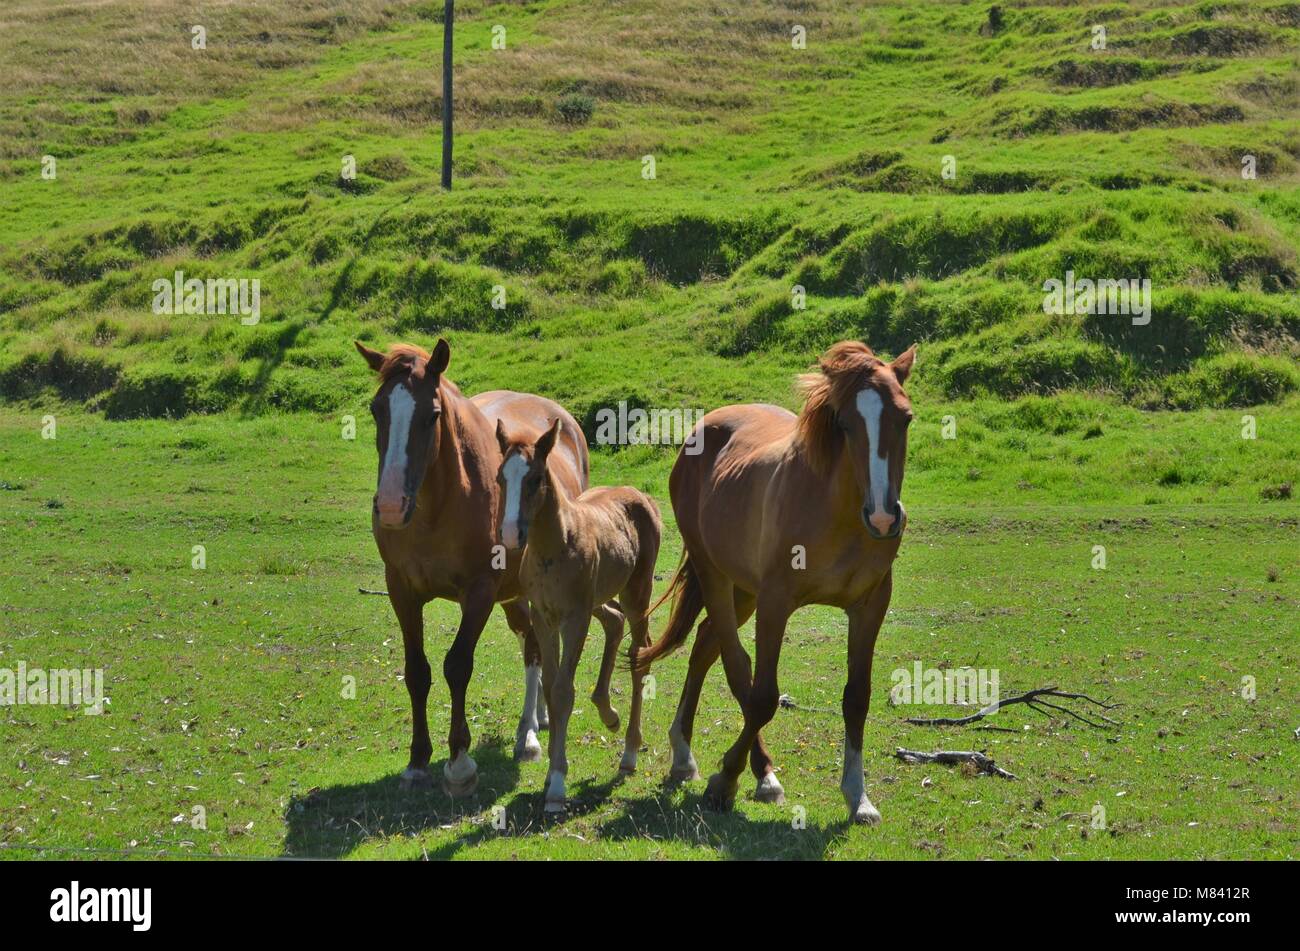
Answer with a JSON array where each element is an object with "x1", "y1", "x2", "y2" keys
[
  {"x1": 375, "y1": 494, "x2": 414, "y2": 530},
  {"x1": 863, "y1": 501, "x2": 905, "y2": 539},
  {"x1": 500, "y1": 521, "x2": 528, "y2": 550}
]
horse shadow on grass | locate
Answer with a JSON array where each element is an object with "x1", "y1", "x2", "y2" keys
[
  {"x1": 422, "y1": 772, "x2": 849, "y2": 860},
  {"x1": 285, "y1": 743, "x2": 848, "y2": 859},
  {"x1": 281, "y1": 737, "x2": 522, "y2": 859}
]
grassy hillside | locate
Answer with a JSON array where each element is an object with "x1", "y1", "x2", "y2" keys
[{"x1": 1, "y1": 0, "x2": 1298, "y2": 433}]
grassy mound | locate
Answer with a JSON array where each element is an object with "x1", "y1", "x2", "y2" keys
[{"x1": 0, "y1": 0, "x2": 1296, "y2": 427}]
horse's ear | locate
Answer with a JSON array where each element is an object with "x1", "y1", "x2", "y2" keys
[
  {"x1": 891, "y1": 345, "x2": 916, "y2": 384},
  {"x1": 495, "y1": 418, "x2": 510, "y2": 456},
  {"x1": 354, "y1": 340, "x2": 385, "y2": 373},
  {"x1": 429, "y1": 338, "x2": 451, "y2": 376},
  {"x1": 535, "y1": 417, "x2": 562, "y2": 463}
]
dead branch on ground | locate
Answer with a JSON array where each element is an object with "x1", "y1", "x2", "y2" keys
[
  {"x1": 904, "y1": 686, "x2": 1120, "y2": 729},
  {"x1": 893, "y1": 747, "x2": 1017, "y2": 780}
]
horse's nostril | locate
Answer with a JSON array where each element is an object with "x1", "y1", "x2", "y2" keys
[
  {"x1": 866, "y1": 508, "x2": 896, "y2": 538},
  {"x1": 376, "y1": 494, "x2": 412, "y2": 527}
]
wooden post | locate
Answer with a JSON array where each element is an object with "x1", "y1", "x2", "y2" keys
[{"x1": 441, "y1": 0, "x2": 454, "y2": 190}]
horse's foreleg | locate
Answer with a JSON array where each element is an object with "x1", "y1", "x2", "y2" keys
[
  {"x1": 534, "y1": 634, "x2": 549, "y2": 731},
  {"x1": 841, "y1": 571, "x2": 891, "y2": 826},
  {"x1": 388, "y1": 575, "x2": 433, "y2": 789},
  {"x1": 544, "y1": 611, "x2": 589, "y2": 814},
  {"x1": 537, "y1": 620, "x2": 559, "y2": 790},
  {"x1": 706, "y1": 590, "x2": 790, "y2": 812},
  {"x1": 441, "y1": 579, "x2": 496, "y2": 797},
  {"x1": 502, "y1": 599, "x2": 544, "y2": 761},
  {"x1": 590, "y1": 602, "x2": 624, "y2": 732}
]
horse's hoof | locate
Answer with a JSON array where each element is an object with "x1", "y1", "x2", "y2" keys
[
  {"x1": 703, "y1": 772, "x2": 737, "y2": 812},
  {"x1": 442, "y1": 754, "x2": 479, "y2": 798},
  {"x1": 669, "y1": 763, "x2": 700, "y2": 782},
  {"x1": 399, "y1": 766, "x2": 434, "y2": 791},
  {"x1": 536, "y1": 712, "x2": 549, "y2": 731},
  {"x1": 593, "y1": 702, "x2": 620, "y2": 732},
  {"x1": 514, "y1": 730, "x2": 543, "y2": 763},
  {"x1": 544, "y1": 797, "x2": 566, "y2": 815},
  {"x1": 848, "y1": 795, "x2": 881, "y2": 826},
  {"x1": 754, "y1": 772, "x2": 785, "y2": 805},
  {"x1": 618, "y1": 752, "x2": 638, "y2": 774},
  {"x1": 442, "y1": 771, "x2": 479, "y2": 798}
]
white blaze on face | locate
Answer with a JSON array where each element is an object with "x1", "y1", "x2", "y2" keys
[
  {"x1": 378, "y1": 384, "x2": 416, "y2": 510},
  {"x1": 500, "y1": 452, "x2": 529, "y2": 549},
  {"x1": 855, "y1": 387, "x2": 890, "y2": 520}
]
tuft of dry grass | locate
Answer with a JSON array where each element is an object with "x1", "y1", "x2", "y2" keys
[{"x1": 0, "y1": 0, "x2": 431, "y2": 157}]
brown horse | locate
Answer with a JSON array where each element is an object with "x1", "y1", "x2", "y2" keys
[
  {"x1": 495, "y1": 418, "x2": 662, "y2": 813},
  {"x1": 637, "y1": 340, "x2": 915, "y2": 824},
  {"x1": 354, "y1": 338, "x2": 624, "y2": 796}
]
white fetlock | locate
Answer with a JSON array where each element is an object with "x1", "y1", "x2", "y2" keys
[
  {"x1": 619, "y1": 748, "x2": 638, "y2": 774},
  {"x1": 442, "y1": 751, "x2": 479, "y2": 797},
  {"x1": 754, "y1": 771, "x2": 785, "y2": 804},
  {"x1": 668, "y1": 726, "x2": 699, "y2": 781},
  {"x1": 544, "y1": 771, "x2": 567, "y2": 814},
  {"x1": 840, "y1": 739, "x2": 879, "y2": 824}
]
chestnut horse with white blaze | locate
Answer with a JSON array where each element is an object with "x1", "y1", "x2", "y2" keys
[
  {"x1": 636, "y1": 340, "x2": 916, "y2": 824},
  {"x1": 495, "y1": 418, "x2": 662, "y2": 813},
  {"x1": 354, "y1": 338, "x2": 625, "y2": 796}
]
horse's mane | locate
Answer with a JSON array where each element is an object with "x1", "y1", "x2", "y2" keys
[
  {"x1": 795, "y1": 341, "x2": 883, "y2": 474},
  {"x1": 377, "y1": 344, "x2": 430, "y2": 383},
  {"x1": 376, "y1": 343, "x2": 464, "y2": 409}
]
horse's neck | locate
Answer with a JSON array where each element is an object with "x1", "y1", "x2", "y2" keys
[
  {"x1": 528, "y1": 468, "x2": 574, "y2": 557},
  {"x1": 795, "y1": 427, "x2": 861, "y2": 521},
  {"x1": 421, "y1": 382, "x2": 491, "y2": 507},
  {"x1": 831, "y1": 448, "x2": 861, "y2": 513}
]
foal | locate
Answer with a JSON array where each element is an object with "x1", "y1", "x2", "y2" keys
[{"x1": 496, "y1": 417, "x2": 662, "y2": 813}]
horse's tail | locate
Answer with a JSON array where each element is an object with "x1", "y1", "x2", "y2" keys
[{"x1": 633, "y1": 554, "x2": 704, "y2": 668}]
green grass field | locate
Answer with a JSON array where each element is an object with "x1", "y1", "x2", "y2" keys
[
  {"x1": 0, "y1": 0, "x2": 1297, "y2": 859},
  {"x1": 0, "y1": 409, "x2": 1295, "y2": 859}
]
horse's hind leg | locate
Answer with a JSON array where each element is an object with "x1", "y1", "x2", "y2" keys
[
  {"x1": 667, "y1": 619, "x2": 718, "y2": 781},
  {"x1": 502, "y1": 598, "x2": 544, "y2": 762},
  {"x1": 841, "y1": 573, "x2": 891, "y2": 826},
  {"x1": 706, "y1": 588, "x2": 792, "y2": 813},
  {"x1": 730, "y1": 596, "x2": 784, "y2": 805},
  {"x1": 590, "y1": 602, "x2": 624, "y2": 732},
  {"x1": 691, "y1": 568, "x2": 752, "y2": 810},
  {"x1": 668, "y1": 590, "x2": 755, "y2": 782}
]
